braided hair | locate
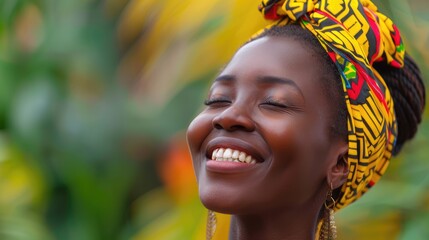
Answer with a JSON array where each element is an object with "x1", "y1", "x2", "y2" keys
[{"x1": 374, "y1": 55, "x2": 426, "y2": 155}]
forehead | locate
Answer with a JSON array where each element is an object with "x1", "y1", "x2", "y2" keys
[{"x1": 221, "y1": 36, "x2": 326, "y2": 98}]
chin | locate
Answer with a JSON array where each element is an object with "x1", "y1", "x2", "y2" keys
[
  {"x1": 197, "y1": 176, "x2": 256, "y2": 214},
  {"x1": 199, "y1": 190, "x2": 239, "y2": 214}
]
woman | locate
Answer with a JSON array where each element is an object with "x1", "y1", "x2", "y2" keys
[{"x1": 186, "y1": 0, "x2": 425, "y2": 239}]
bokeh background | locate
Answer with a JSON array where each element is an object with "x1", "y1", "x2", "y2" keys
[{"x1": 0, "y1": 0, "x2": 428, "y2": 239}]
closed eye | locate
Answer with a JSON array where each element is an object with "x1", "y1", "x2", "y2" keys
[
  {"x1": 204, "y1": 97, "x2": 231, "y2": 107},
  {"x1": 262, "y1": 99, "x2": 288, "y2": 108},
  {"x1": 260, "y1": 97, "x2": 303, "y2": 113}
]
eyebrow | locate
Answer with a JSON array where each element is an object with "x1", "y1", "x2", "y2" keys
[
  {"x1": 214, "y1": 74, "x2": 304, "y2": 97},
  {"x1": 214, "y1": 75, "x2": 235, "y2": 82},
  {"x1": 258, "y1": 76, "x2": 304, "y2": 98}
]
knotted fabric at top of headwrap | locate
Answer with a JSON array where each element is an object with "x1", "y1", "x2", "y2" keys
[{"x1": 257, "y1": 0, "x2": 405, "y2": 211}]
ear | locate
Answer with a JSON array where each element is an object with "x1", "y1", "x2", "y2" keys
[{"x1": 326, "y1": 142, "x2": 349, "y2": 190}]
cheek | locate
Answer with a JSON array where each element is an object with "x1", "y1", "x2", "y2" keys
[
  {"x1": 263, "y1": 115, "x2": 331, "y2": 201},
  {"x1": 186, "y1": 113, "x2": 212, "y2": 176},
  {"x1": 295, "y1": 119, "x2": 332, "y2": 186},
  {"x1": 186, "y1": 113, "x2": 212, "y2": 149},
  {"x1": 265, "y1": 115, "x2": 311, "y2": 158},
  {"x1": 284, "y1": 114, "x2": 332, "y2": 169}
]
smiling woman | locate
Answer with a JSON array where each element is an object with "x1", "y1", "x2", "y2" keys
[
  {"x1": 187, "y1": 27, "x2": 349, "y2": 240},
  {"x1": 186, "y1": 0, "x2": 425, "y2": 240}
]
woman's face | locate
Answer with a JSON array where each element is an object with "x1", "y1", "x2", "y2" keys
[{"x1": 187, "y1": 36, "x2": 344, "y2": 215}]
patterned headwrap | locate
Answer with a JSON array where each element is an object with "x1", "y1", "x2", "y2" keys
[{"x1": 257, "y1": 0, "x2": 405, "y2": 211}]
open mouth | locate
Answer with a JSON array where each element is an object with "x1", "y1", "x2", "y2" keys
[{"x1": 211, "y1": 148, "x2": 258, "y2": 164}]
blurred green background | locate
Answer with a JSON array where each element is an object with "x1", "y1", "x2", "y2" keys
[{"x1": 0, "y1": 0, "x2": 427, "y2": 239}]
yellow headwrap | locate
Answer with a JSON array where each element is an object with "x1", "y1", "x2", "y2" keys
[{"x1": 257, "y1": 0, "x2": 405, "y2": 211}]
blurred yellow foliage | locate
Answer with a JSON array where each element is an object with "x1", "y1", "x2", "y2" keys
[
  {"x1": 117, "y1": 0, "x2": 269, "y2": 107},
  {"x1": 0, "y1": 136, "x2": 45, "y2": 210}
]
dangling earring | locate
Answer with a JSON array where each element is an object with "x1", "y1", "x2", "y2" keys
[
  {"x1": 206, "y1": 210, "x2": 217, "y2": 240},
  {"x1": 319, "y1": 183, "x2": 337, "y2": 240}
]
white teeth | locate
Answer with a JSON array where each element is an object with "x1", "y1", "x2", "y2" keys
[
  {"x1": 232, "y1": 150, "x2": 239, "y2": 159},
  {"x1": 239, "y1": 152, "x2": 246, "y2": 162},
  {"x1": 224, "y1": 149, "x2": 232, "y2": 158},
  {"x1": 211, "y1": 147, "x2": 258, "y2": 164},
  {"x1": 212, "y1": 149, "x2": 218, "y2": 160},
  {"x1": 216, "y1": 148, "x2": 224, "y2": 158}
]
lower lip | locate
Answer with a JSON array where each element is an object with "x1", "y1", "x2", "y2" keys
[{"x1": 206, "y1": 159, "x2": 258, "y2": 173}]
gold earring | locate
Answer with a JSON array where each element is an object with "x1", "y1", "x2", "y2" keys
[
  {"x1": 319, "y1": 183, "x2": 337, "y2": 240},
  {"x1": 206, "y1": 210, "x2": 217, "y2": 240}
]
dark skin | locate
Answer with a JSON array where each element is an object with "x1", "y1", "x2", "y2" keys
[{"x1": 187, "y1": 36, "x2": 349, "y2": 240}]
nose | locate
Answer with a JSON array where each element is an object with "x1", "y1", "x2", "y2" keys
[{"x1": 212, "y1": 104, "x2": 255, "y2": 132}]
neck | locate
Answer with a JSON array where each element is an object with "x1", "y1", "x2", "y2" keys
[{"x1": 228, "y1": 205, "x2": 321, "y2": 240}]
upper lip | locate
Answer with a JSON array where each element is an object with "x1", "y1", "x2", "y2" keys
[{"x1": 205, "y1": 137, "x2": 266, "y2": 163}]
